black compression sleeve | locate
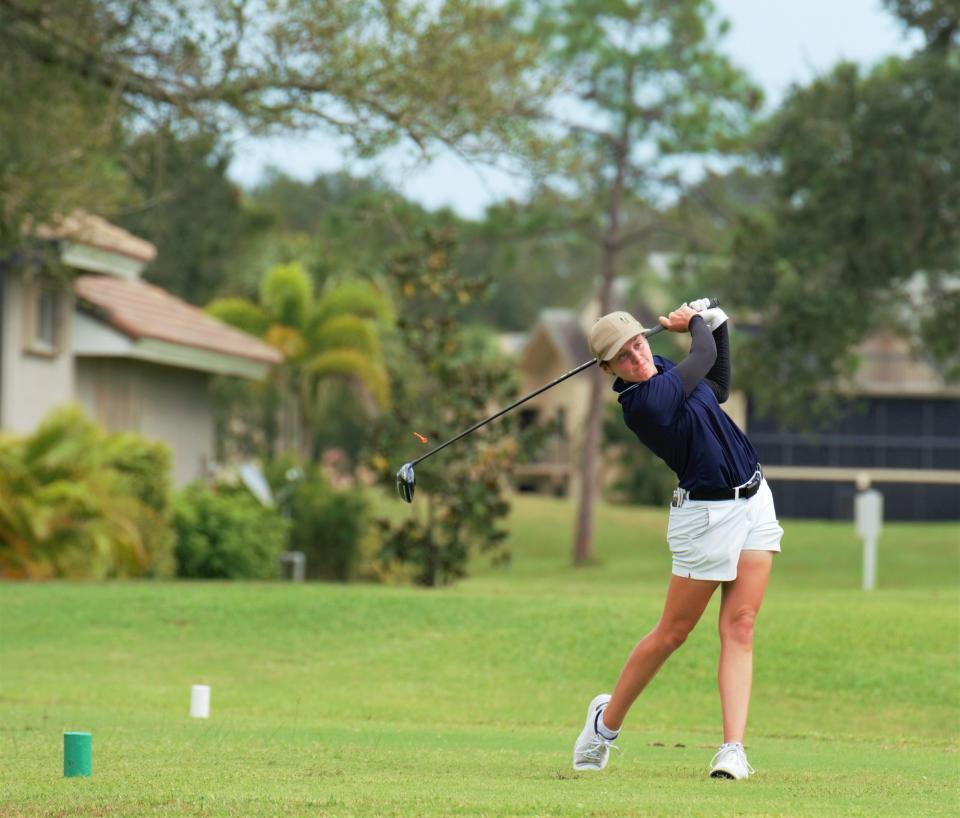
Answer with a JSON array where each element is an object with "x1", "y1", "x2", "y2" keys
[
  {"x1": 704, "y1": 323, "x2": 731, "y2": 403},
  {"x1": 673, "y1": 316, "x2": 717, "y2": 397}
]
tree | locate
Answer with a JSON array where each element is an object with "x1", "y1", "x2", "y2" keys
[
  {"x1": 207, "y1": 262, "x2": 393, "y2": 462},
  {"x1": 717, "y1": 3, "x2": 959, "y2": 425},
  {"x1": 0, "y1": 0, "x2": 129, "y2": 249},
  {"x1": 240, "y1": 169, "x2": 452, "y2": 294},
  {"x1": 456, "y1": 191, "x2": 603, "y2": 330},
  {"x1": 0, "y1": 0, "x2": 548, "y2": 252},
  {"x1": 371, "y1": 228, "x2": 517, "y2": 587},
  {"x1": 117, "y1": 128, "x2": 269, "y2": 305},
  {"x1": 528, "y1": 0, "x2": 761, "y2": 563}
]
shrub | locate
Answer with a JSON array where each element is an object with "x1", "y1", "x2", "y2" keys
[
  {"x1": 100, "y1": 433, "x2": 176, "y2": 577},
  {"x1": 0, "y1": 405, "x2": 176, "y2": 579},
  {"x1": 287, "y1": 476, "x2": 368, "y2": 581},
  {"x1": 173, "y1": 484, "x2": 288, "y2": 579}
]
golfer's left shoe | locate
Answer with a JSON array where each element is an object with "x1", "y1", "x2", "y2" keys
[
  {"x1": 572, "y1": 693, "x2": 618, "y2": 771},
  {"x1": 709, "y1": 742, "x2": 755, "y2": 779}
]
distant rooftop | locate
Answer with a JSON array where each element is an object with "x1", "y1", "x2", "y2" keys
[
  {"x1": 538, "y1": 309, "x2": 592, "y2": 364},
  {"x1": 36, "y1": 210, "x2": 157, "y2": 263},
  {"x1": 853, "y1": 331, "x2": 960, "y2": 397},
  {"x1": 76, "y1": 275, "x2": 282, "y2": 365}
]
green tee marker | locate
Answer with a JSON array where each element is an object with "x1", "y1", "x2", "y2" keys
[{"x1": 63, "y1": 732, "x2": 92, "y2": 777}]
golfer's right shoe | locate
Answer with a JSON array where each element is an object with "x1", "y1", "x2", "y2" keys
[
  {"x1": 709, "y1": 742, "x2": 755, "y2": 779},
  {"x1": 572, "y1": 693, "x2": 617, "y2": 771}
]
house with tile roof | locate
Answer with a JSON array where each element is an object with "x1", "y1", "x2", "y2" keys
[{"x1": 0, "y1": 211, "x2": 281, "y2": 485}]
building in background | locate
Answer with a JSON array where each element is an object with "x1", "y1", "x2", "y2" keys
[
  {"x1": 0, "y1": 211, "x2": 281, "y2": 485},
  {"x1": 751, "y1": 330, "x2": 960, "y2": 521},
  {"x1": 509, "y1": 274, "x2": 959, "y2": 521}
]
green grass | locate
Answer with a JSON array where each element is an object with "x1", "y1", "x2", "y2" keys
[{"x1": 1, "y1": 494, "x2": 958, "y2": 817}]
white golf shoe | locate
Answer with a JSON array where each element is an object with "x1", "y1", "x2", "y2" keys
[
  {"x1": 572, "y1": 693, "x2": 618, "y2": 771},
  {"x1": 709, "y1": 742, "x2": 755, "y2": 779}
]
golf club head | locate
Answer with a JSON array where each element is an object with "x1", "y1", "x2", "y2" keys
[{"x1": 396, "y1": 462, "x2": 416, "y2": 503}]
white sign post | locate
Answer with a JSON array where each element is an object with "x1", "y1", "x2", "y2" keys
[{"x1": 854, "y1": 488, "x2": 884, "y2": 591}]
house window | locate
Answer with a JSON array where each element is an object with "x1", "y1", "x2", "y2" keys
[
  {"x1": 24, "y1": 281, "x2": 63, "y2": 356},
  {"x1": 519, "y1": 408, "x2": 539, "y2": 430}
]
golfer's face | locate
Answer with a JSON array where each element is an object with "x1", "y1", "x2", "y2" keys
[{"x1": 608, "y1": 334, "x2": 655, "y2": 382}]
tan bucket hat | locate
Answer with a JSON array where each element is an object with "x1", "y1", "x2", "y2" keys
[{"x1": 588, "y1": 311, "x2": 648, "y2": 362}]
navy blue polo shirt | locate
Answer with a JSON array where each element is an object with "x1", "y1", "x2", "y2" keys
[{"x1": 613, "y1": 355, "x2": 759, "y2": 491}]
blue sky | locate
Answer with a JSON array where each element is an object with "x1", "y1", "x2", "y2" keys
[{"x1": 227, "y1": 0, "x2": 921, "y2": 218}]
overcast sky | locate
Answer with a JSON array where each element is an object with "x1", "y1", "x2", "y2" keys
[{"x1": 227, "y1": 0, "x2": 921, "y2": 218}]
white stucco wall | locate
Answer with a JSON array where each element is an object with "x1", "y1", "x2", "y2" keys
[
  {"x1": 75, "y1": 358, "x2": 214, "y2": 486},
  {"x1": 0, "y1": 274, "x2": 75, "y2": 433}
]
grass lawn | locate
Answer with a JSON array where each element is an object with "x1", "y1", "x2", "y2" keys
[{"x1": 1, "y1": 494, "x2": 958, "y2": 817}]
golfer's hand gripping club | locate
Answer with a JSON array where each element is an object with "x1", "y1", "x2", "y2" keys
[{"x1": 396, "y1": 298, "x2": 719, "y2": 502}]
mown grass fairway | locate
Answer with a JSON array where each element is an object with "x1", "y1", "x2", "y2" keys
[{"x1": 1, "y1": 494, "x2": 958, "y2": 817}]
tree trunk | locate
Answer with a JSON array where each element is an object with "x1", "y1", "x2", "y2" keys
[
  {"x1": 572, "y1": 117, "x2": 629, "y2": 565},
  {"x1": 573, "y1": 366, "x2": 603, "y2": 563},
  {"x1": 572, "y1": 247, "x2": 618, "y2": 564}
]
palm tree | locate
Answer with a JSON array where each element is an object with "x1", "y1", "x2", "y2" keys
[{"x1": 207, "y1": 263, "x2": 393, "y2": 462}]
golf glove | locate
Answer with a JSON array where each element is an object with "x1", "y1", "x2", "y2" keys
[
  {"x1": 697, "y1": 307, "x2": 729, "y2": 331},
  {"x1": 688, "y1": 297, "x2": 712, "y2": 312}
]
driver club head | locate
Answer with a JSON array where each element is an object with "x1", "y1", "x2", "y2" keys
[{"x1": 396, "y1": 462, "x2": 416, "y2": 503}]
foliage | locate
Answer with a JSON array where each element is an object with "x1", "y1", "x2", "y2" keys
[
  {"x1": 208, "y1": 265, "x2": 393, "y2": 462},
  {"x1": 602, "y1": 404, "x2": 676, "y2": 507},
  {"x1": 0, "y1": 0, "x2": 129, "y2": 251},
  {"x1": 172, "y1": 483, "x2": 287, "y2": 579},
  {"x1": 238, "y1": 170, "x2": 449, "y2": 294},
  {"x1": 260, "y1": 262, "x2": 314, "y2": 330},
  {"x1": 0, "y1": 0, "x2": 548, "y2": 257},
  {"x1": 882, "y1": 0, "x2": 959, "y2": 48},
  {"x1": 311, "y1": 279, "x2": 396, "y2": 328},
  {"x1": 99, "y1": 432, "x2": 177, "y2": 577},
  {"x1": 286, "y1": 474, "x2": 368, "y2": 581},
  {"x1": 0, "y1": 405, "x2": 175, "y2": 579},
  {"x1": 218, "y1": 166, "x2": 599, "y2": 340},
  {"x1": 456, "y1": 192, "x2": 601, "y2": 331},
  {"x1": 719, "y1": 17, "x2": 960, "y2": 425},
  {"x1": 206, "y1": 298, "x2": 272, "y2": 338},
  {"x1": 371, "y1": 228, "x2": 516, "y2": 586},
  {"x1": 118, "y1": 128, "x2": 269, "y2": 305}
]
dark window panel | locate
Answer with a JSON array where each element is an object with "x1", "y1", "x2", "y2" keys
[
  {"x1": 932, "y1": 448, "x2": 960, "y2": 470},
  {"x1": 792, "y1": 445, "x2": 832, "y2": 466},
  {"x1": 883, "y1": 446, "x2": 925, "y2": 469},
  {"x1": 931, "y1": 399, "x2": 960, "y2": 437},
  {"x1": 835, "y1": 446, "x2": 877, "y2": 468},
  {"x1": 883, "y1": 400, "x2": 925, "y2": 434}
]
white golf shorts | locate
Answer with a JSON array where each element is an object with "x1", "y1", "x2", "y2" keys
[{"x1": 666, "y1": 479, "x2": 783, "y2": 582}]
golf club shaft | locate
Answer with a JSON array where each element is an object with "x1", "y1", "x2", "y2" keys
[
  {"x1": 408, "y1": 357, "x2": 596, "y2": 468},
  {"x1": 406, "y1": 314, "x2": 696, "y2": 469}
]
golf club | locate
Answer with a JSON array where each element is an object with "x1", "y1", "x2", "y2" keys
[{"x1": 396, "y1": 299, "x2": 719, "y2": 502}]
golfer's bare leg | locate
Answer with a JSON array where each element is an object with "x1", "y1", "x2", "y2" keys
[
  {"x1": 602, "y1": 575, "x2": 719, "y2": 730},
  {"x1": 717, "y1": 550, "x2": 773, "y2": 744}
]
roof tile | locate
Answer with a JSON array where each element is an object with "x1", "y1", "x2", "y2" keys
[
  {"x1": 75, "y1": 275, "x2": 282, "y2": 365},
  {"x1": 37, "y1": 210, "x2": 157, "y2": 262}
]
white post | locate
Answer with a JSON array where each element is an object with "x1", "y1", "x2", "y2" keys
[
  {"x1": 190, "y1": 684, "x2": 211, "y2": 718},
  {"x1": 280, "y1": 550, "x2": 306, "y2": 582},
  {"x1": 854, "y1": 484, "x2": 883, "y2": 592}
]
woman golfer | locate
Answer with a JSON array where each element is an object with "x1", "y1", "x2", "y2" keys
[{"x1": 572, "y1": 301, "x2": 783, "y2": 779}]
